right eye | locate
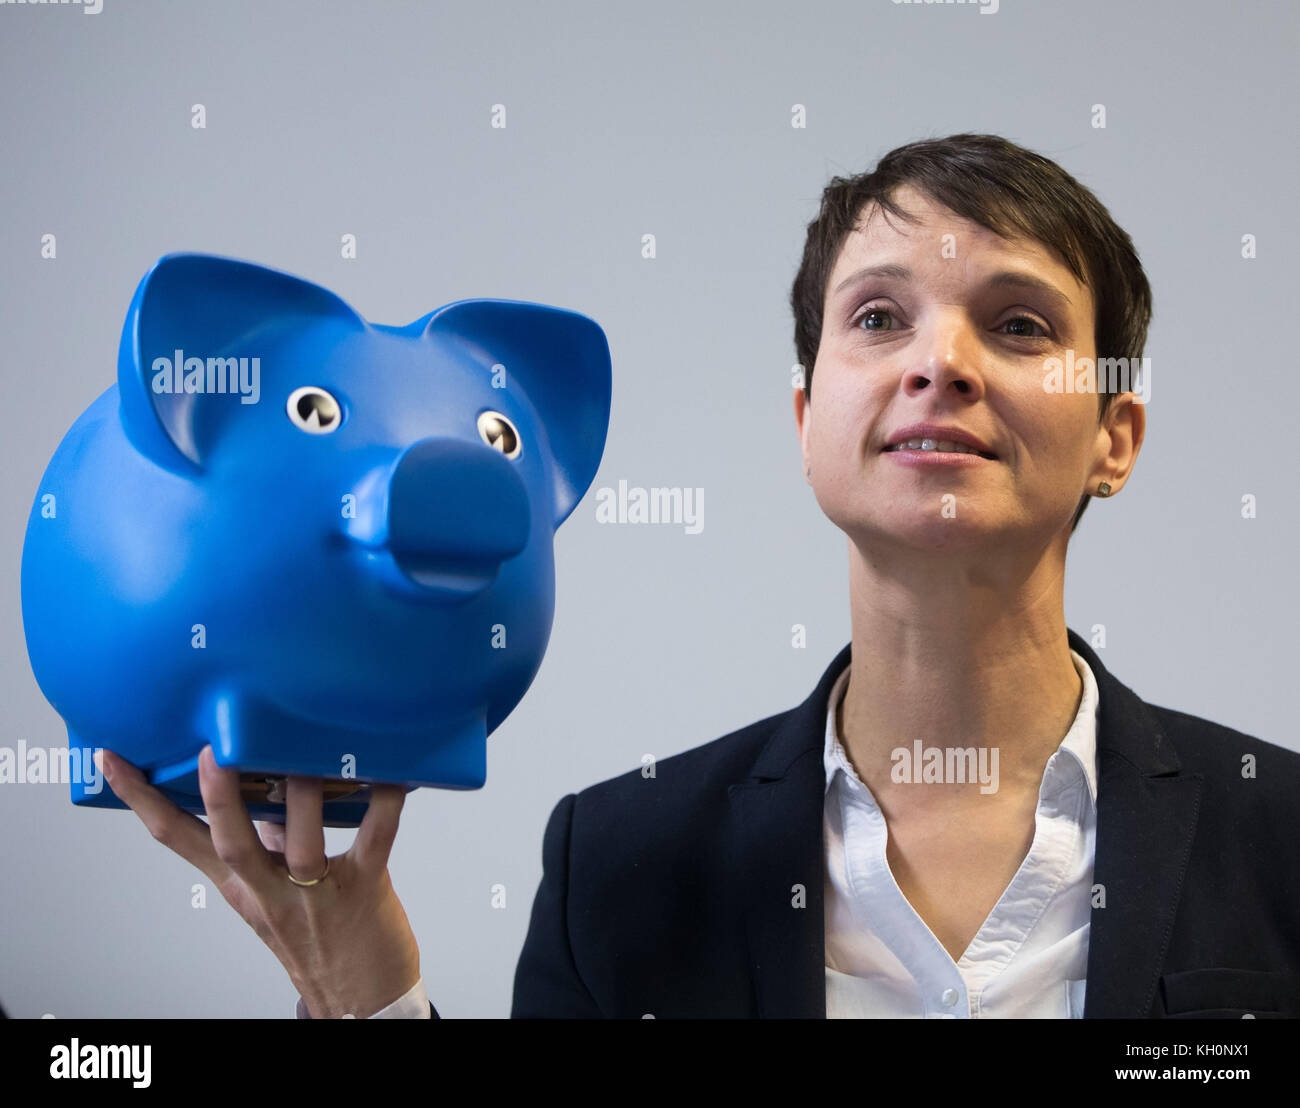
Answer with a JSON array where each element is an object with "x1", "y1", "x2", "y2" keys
[
  {"x1": 286, "y1": 386, "x2": 342, "y2": 434},
  {"x1": 853, "y1": 306, "x2": 897, "y2": 332}
]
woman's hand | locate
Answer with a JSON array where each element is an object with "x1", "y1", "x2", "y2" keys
[{"x1": 96, "y1": 744, "x2": 422, "y2": 1019}]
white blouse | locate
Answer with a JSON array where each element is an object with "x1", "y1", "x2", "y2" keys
[{"x1": 823, "y1": 648, "x2": 1099, "y2": 1018}]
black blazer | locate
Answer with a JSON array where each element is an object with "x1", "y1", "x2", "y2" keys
[{"x1": 430, "y1": 628, "x2": 1300, "y2": 1018}]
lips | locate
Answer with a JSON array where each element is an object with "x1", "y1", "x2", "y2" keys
[
  {"x1": 883, "y1": 438, "x2": 997, "y2": 460},
  {"x1": 882, "y1": 424, "x2": 998, "y2": 460}
]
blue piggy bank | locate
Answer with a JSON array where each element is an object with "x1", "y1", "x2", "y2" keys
[{"x1": 21, "y1": 253, "x2": 611, "y2": 826}]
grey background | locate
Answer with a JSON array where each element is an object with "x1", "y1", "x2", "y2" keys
[{"x1": 1, "y1": 0, "x2": 1294, "y2": 1018}]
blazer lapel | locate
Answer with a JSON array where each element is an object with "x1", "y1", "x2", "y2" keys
[
  {"x1": 1069, "y1": 630, "x2": 1203, "y2": 1017},
  {"x1": 727, "y1": 644, "x2": 850, "y2": 1018}
]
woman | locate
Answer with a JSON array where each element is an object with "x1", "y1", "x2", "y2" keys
[{"x1": 98, "y1": 134, "x2": 1300, "y2": 1018}]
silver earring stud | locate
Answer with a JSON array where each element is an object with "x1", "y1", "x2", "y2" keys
[{"x1": 1096, "y1": 481, "x2": 1112, "y2": 497}]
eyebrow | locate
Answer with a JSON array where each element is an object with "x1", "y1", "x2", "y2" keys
[{"x1": 832, "y1": 263, "x2": 1074, "y2": 311}]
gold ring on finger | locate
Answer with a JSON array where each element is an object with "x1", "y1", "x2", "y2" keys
[{"x1": 286, "y1": 857, "x2": 331, "y2": 887}]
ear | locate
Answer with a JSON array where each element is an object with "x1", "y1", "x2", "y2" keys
[
  {"x1": 422, "y1": 299, "x2": 612, "y2": 528},
  {"x1": 117, "y1": 253, "x2": 365, "y2": 471}
]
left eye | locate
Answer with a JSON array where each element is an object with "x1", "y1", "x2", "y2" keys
[
  {"x1": 477, "y1": 410, "x2": 521, "y2": 458},
  {"x1": 1001, "y1": 316, "x2": 1049, "y2": 338}
]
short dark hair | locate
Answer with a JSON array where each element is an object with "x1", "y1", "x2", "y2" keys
[{"x1": 789, "y1": 133, "x2": 1153, "y2": 533}]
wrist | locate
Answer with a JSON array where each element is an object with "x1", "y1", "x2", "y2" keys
[{"x1": 301, "y1": 972, "x2": 421, "y2": 1019}]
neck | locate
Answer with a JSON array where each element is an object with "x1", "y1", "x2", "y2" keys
[{"x1": 836, "y1": 536, "x2": 1083, "y2": 808}]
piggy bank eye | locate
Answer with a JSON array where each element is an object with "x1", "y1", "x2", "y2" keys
[
  {"x1": 477, "y1": 410, "x2": 521, "y2": 459},
  {"x1": 286, "y1": 386, "x2": 342, "y2": 434}
]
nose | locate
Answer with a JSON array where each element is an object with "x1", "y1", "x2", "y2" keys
[
  {"x1": 386, "y1": 437, "x2": 531, "y2": 577},
  {"x1": 903, "y1": 314, "x2": 985, "y2": 399}
]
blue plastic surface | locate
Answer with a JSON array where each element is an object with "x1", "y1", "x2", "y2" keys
[{"x1": 20, "y1": 253, "x2": 612, "y2": 827}]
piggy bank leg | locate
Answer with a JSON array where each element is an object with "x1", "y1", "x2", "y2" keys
[
  {"x1": 69, "y1": 737, "x2": 129, "y2": 811},
  {"x1": 195, "y1": 692, "x2": 488, "y2": 788},
  {"x1": 68, "y1": 734, "x2": 195, "y2": 814},
  {"x1": 160, "y1": 692, "x2": 490, "y2": 826}
]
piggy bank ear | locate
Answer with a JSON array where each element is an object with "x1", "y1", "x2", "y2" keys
[
  {"x1": 423, "y1": 299, "x2": 612, "y2": 528},
  {"x1": 118, "y1": 252, "x2": 364, "y2": 471}
]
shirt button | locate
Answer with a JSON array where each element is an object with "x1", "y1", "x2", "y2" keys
[{"x1": 941, "y1": 988, "x2": 959, "y2": 1007}]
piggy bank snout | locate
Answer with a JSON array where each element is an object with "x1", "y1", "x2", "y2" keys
[{"x1": 385, "y1": 438, "x2": 531, "y2": 584}]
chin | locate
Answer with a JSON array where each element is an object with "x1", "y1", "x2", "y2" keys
[{"x1": 844, "y1": 511, "x2": 1006, "y2": 554}]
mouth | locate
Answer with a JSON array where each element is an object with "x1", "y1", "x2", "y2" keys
[
  {"x1": 391, "y1": 552, "x2": 501, "y2": 596},
  {"x1": 882, "y1": 438, "x2": 997, "y2": 461},
  {"x1": 357, "y1": 545, "x2": 501, "y2": 601}
]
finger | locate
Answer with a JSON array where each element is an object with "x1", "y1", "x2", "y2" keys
[
  {"x1": 256, "y1": 820, "x2": 286, "y2": 854},
  {"x1": 197, "y1": 745, "x2": 274, "y2": 883},
  {"x1": 349, "y1": 783, "x2": 408, "y2": 873},
  {"x1": 284, "y1": 775, "x2": 327, "y2": 883},
  {"x1": 97, "y1": 748, "x2": 228, "y2": 882}
]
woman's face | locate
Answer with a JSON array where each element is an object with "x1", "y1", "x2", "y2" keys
[{"x1": 796, "y1": 184, "x2": 1141, "y2": 557}]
